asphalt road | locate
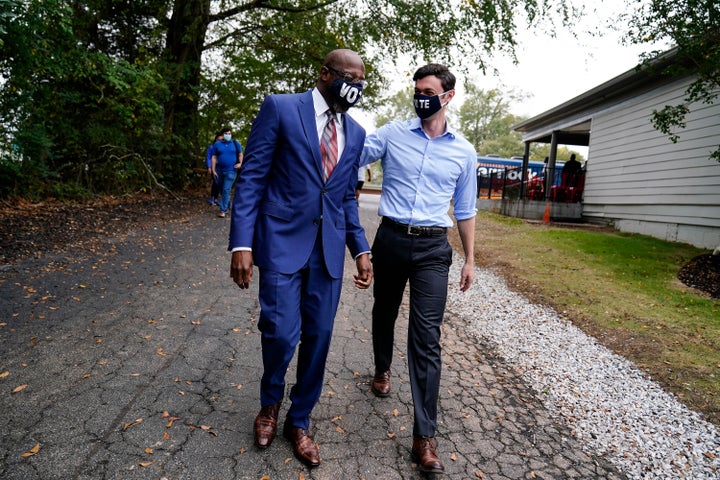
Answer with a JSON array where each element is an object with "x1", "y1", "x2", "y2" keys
[{"x1": 0, "y1": 193, "x2": 624, "y2": 479}]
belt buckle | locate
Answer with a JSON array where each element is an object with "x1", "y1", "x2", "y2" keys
[{"x1": 406, "y1": 224, "x2": 420, "y2": 236}]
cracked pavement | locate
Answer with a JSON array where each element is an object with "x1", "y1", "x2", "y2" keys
[{"x1": 0, "y1": 194, "x2": 624, "y2": 479}]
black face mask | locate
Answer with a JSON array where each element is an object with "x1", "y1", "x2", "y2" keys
[
  {"x1": 413, "y1": 91, "x2": 450, "y2": 119},
  {"x1": 329, "y1": 78, "x2": 363, "y2": 112}
]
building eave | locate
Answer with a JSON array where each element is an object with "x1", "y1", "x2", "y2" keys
[{"x1": 512, "y1": 47, "x2": 682, "y2": 138}]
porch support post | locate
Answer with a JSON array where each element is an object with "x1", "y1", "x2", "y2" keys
[
  {"x1": 547, "y1": 131, "x2": 559, "y2": 194},
  {"x1": 519, "y1": 141, "x2": 531, "y2": 199}
]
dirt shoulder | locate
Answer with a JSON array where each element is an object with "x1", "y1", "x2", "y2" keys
[{"x1": 0, "y1": 192, "x2": 206, "y2": 265}]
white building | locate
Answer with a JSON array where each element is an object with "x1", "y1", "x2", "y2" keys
[{"x1": 512, "y1": 51, "x2": 720, "y2": 249}]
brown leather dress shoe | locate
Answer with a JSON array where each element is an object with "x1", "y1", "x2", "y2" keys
[
  {"x1": 412, "y1": 435, "x2": 445, "y2": 473},
  {"x1": 371, "y1": 369, "x2": 391, "y2": 397},
  {"x1": 283, "y1": 422, "x2": 321, "y2": 467},
  {"x1": 254, "y1": 403, "x2": 281, "y2": 449}
]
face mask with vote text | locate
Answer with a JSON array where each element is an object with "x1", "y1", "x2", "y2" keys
[
  {"x1": 413, "y1": 90, "x2": 452, "y2": 119},
  {"x1": 329, "y1": 78, "x2": 363, "y2": 111}
]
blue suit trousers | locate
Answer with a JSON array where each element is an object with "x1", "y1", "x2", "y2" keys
[{"x1": 257, "y1": 232, "x2": 342, "y2": 430}]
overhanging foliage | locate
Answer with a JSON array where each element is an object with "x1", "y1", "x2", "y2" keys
[{"x1": 1, "y1": 0, "x2": 580, "y2": 198}]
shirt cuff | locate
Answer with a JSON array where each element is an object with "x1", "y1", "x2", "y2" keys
[{"x1": 231, "y1": 247, "x2": 252, "y2": 252}]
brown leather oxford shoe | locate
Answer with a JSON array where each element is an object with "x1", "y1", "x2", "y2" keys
[
  {"x1": 283, "y1": 422, "x2": 321, "y2": 467},
  {"x1": 254, "y1": 403, "x2": 281, "y2": 449},
  {"x1": 412, "y1": 435, "x2": 445, "y2": 473},
  {"x1": 371, "y1": 369, "x2": 391, "y2": 397}
]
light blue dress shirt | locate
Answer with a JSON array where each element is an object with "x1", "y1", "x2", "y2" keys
[{"x1": 360, "y1": 118, "x2": 478, "y2": 228}]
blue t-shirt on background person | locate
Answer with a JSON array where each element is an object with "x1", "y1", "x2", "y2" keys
[{"x1": 211, "y1": 139, "x2": 243, "y2": 172}]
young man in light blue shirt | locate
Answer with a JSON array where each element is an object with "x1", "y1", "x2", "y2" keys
[{"x1": 361, "y1": 63, "x2": 477, "y2": 474}]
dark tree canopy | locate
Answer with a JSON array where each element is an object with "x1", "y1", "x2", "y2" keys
[{"x1": 1, "y1": 0, "x2": 580, "y2": 198}]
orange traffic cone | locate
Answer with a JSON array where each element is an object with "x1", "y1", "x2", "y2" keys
[{"x1": 542, "y1": 203, "x2": 551, "y2": 223}]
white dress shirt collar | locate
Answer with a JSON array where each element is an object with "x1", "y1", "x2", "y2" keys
[{"x1": 312, "y1": 88, "x2": 342, "y2": 124}]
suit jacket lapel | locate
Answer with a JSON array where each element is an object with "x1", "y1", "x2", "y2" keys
[{"x1": 298, "y1": 91, "x2": 323, "y2": 179}]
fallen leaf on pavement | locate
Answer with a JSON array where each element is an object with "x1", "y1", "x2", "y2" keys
[
  {"x1": 165, "y1": 416, "x2": 181, "y2": 428},
  {"x1": 122, "y1": 418, "x2": 143, "y2": 430},
  {"x1": 20, "y1": 443, "x2": 41, "y2": 458},
  {"x1": 0, "y1": 371, "x2": 9, "y2": 379},
  {"x1": 139, "y1": 461, "x2": 153, "y2": 467},
  {"x1": 12, "y1": 384, "x2": 28, "y2": 393}
]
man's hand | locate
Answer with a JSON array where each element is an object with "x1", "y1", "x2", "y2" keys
[
  {"x1": 230, "y1": 250, "x2": 254, "y2": 289},
  {"x1": 353, "y1": 253, "x2": 373, "y2": 289},
  {"x1": 459, "y1": 261, "x2": 474, "y2": 292}
]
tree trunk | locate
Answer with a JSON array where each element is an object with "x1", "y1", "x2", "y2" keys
[{"x1": 161, "y1": 0, "x2": 211, "y2": 181}]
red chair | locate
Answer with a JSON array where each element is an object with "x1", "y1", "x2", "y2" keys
[
  {"x1": 527, "y1": 178, "x2": 544, "y2": 200},
  {"x1": 549, "y1": 186, "x2": 566, "y2": 202}
]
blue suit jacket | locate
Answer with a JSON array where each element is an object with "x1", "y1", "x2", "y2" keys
[{"x1": 228, "y1": 90, "x2": 370, "y2": 279}]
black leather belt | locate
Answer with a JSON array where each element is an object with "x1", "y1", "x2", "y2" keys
[{"x1": 381, "y1": 217, "x2": 447, "y2": 237}]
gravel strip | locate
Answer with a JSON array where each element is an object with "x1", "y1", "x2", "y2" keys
[{"x1": 446, "y1": 256, "x2": 720, "y2": 479}]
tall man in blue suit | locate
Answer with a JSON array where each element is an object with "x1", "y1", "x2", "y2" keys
[{"x1": 228, "y1": 49, "x2": 373, "y2": 468}]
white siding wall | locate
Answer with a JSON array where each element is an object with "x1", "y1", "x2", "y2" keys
[{"x1": 583, "y1": 77, "x2": 720, "y2": 248}]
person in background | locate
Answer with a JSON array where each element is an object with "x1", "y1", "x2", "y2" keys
[
  {"x1": 355, "y1": 164, "x2": 370, "y2": 204},
  {"x1": 360, "y1": 63, "x2": 477, "y2": 474},
  {"x1": 228, "y1": 49, "x2": 373, "y2": 468},
  {"x1": 211, "y1": 127, "x2": 243, "y2": 218},
  {"x1": 206, "y1": 132, "x2": 223, "y2": 206},
  {"x1": 561, "y1": 153, "x2": 582, "y2": 187}
]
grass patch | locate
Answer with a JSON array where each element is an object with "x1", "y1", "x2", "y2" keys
[{"x1": 452, "y1": 211, "x2": 720, "y2": 425}]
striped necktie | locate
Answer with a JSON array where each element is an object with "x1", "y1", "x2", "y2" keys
[{"x1": 321, "y1": 111, "x2": 338, "y2": 181}]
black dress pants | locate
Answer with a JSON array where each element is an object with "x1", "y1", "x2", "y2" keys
[{"x1": 371, "y1": 221, "x2": 452, "y2": 437}]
